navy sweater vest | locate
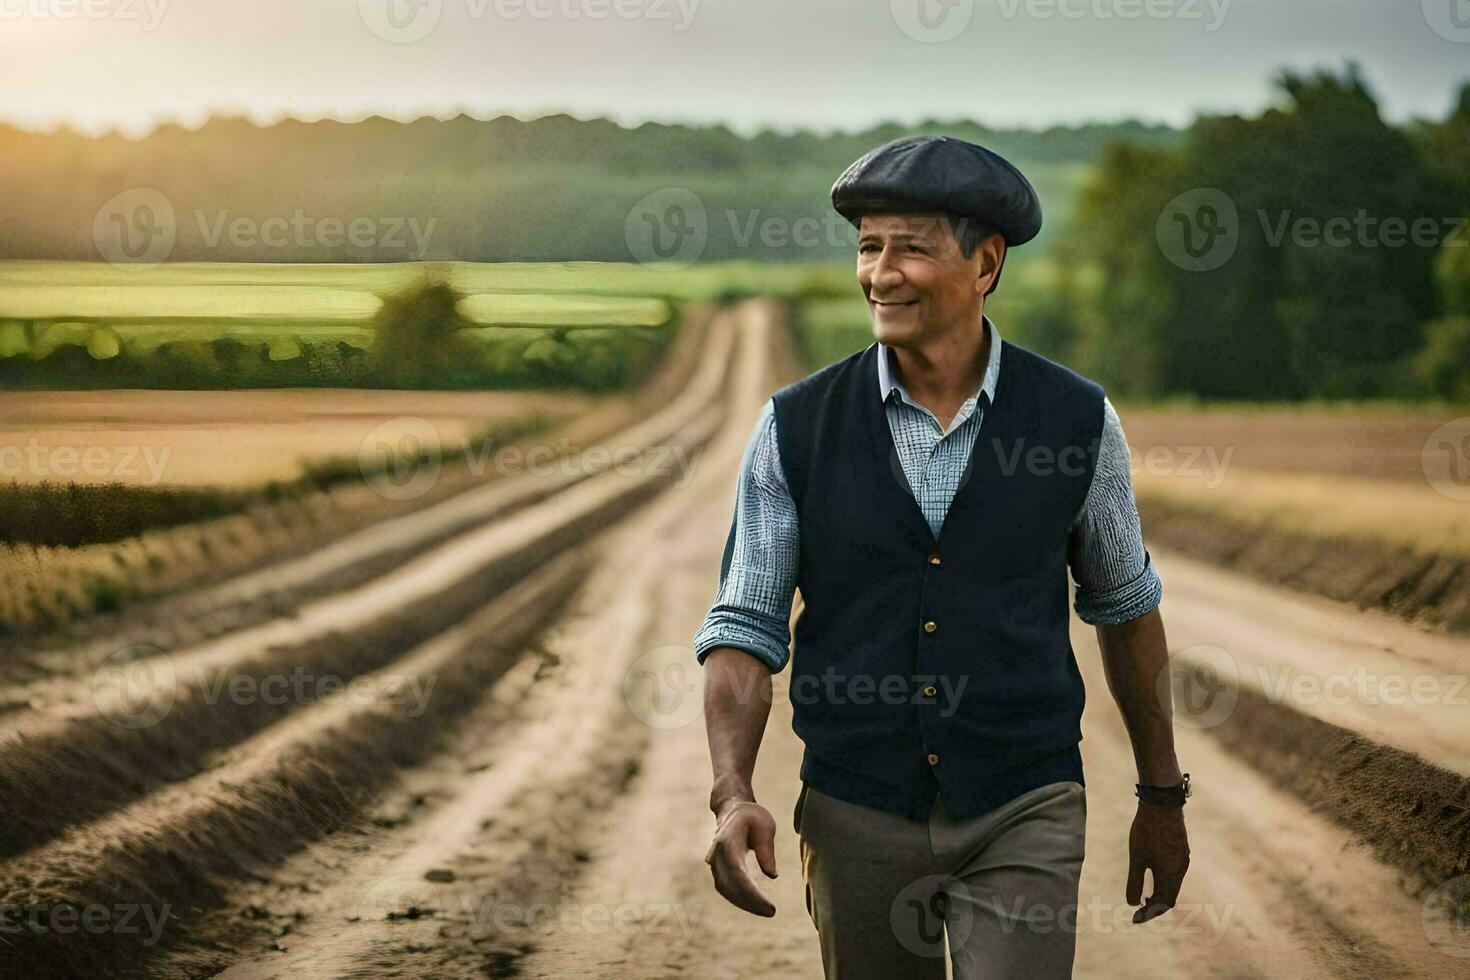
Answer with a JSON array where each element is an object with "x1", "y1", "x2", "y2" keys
[{"x1": 771, "y1": 339, "x2": 1106, "y2": 822}]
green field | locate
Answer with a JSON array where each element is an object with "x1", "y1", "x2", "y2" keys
[
  {"x1": 0, "y1": 260, "x2": 854, "y2": 390},
  {"x1": 0, "y1": 259, "x2": 854, "y2": 300}
]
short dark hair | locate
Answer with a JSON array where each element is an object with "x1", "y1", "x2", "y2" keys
[
  {"x1": 905, "y1": 211, "x2": 999, "y2": 258},
  {"x1": 950, "y1": 214, "x2": 998, "y2": 259},
  {"x1": 951, "y1": 217, "x2": 988, "y2": 257},
  {"x1": 943, "y1": 212, "x2": 1006, "y2": 296},
  {"x1": 877, "y1": 209, "x2": 994, "y2": 255}
]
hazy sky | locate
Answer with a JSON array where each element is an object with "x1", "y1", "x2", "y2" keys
[{"x1": 2, "y1": 0, "x2": 1466, "y2": 137}]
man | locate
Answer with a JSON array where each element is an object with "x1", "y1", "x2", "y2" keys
[{"x1": 694, "y1": 135, "x2": 1190, "y2": 979}]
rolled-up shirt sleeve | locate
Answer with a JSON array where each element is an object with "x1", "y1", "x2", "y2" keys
[
  {"x1": 692, "y1": 397, "x2": 799, "y2": 672},
  {"x1": 1068, "y1": 396, "x2": 1163, "y2": 625}
]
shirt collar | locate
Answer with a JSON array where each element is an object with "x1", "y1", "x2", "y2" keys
[{"x1": 876, "y1": 313, "x2": 1002, "y2": 414}]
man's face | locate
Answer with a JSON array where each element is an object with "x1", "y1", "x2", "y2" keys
[{"x1": 856, "y1": 212, "x2": 1001, "y2": 346}]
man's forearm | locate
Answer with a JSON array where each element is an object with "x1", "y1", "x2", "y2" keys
[
  {"x1": 1095, "y1": 607, "x2": 1183, "y2": 785},
  {"x1": 703, "y1": 646, "x2": 774, "y2": 817}
]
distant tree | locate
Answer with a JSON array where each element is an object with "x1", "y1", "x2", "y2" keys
[
  {"x1": 1416, "y1": 243, "x2": 1470, "y2": 400},
  {"x1": 1061, "y1": 142, "x2": 1182, "y2": 395},
  {"x1": 1066, "y1": 62, "x2": 1448, "y2": 400},
  {"x1": 368, "y1": 269, "x2": 474, "y2": 387}
]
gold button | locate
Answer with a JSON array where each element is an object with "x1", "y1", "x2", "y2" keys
[
  {"x1": 923, "y1": 685, "x2": 937, "y2": 698},
  {"x1": 928, "y1": 553, "x2": 942, "y2": 565},
  {"x1": 927, "y1": 753, "x2": 940, "y2": 765},
  {"x1": 923, "y1": 620, "x2": 938, "y2": 633}
]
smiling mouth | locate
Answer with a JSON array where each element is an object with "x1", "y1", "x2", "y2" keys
[{"x1": 870, "y1": 299, "x2": 917, "y2": 308}]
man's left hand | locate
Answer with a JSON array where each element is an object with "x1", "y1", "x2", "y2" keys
[{"x1": 1126, "y1": 802, "x2": 1190, "y2": 923}]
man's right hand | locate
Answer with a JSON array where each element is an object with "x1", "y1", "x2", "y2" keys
[{"x1": 704, "y1": 800, "x2": 779, "y2": 917}]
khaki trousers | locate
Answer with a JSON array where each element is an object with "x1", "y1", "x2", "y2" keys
[{"x1": 795, "y1": 779, "x2": 1087, "y2": 979}]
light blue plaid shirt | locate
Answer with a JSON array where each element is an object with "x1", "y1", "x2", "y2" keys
[{"x1": 694, "y1": 315, "x2": 1163, "y2": 673}]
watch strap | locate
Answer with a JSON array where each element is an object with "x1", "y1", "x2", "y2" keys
[{"x1": 1135, "y1": 772, "x2": 1191, "y2": 807}]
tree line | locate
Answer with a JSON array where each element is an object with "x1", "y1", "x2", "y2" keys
[{"x1": 1049, "y1": 64, "x2": 1470, "y2": 401}]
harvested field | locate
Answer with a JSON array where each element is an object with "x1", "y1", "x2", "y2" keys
[
  {"x1": 1, "y1": 303, "x2": 1465, "y2": 978},
  {"x1": 0, "y1": 388, "x2": 597, "y2": 487}
]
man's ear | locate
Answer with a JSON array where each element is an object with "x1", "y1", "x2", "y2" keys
[{"x1": 977, "y1": 234, "x2": 1006, "y2": 297}]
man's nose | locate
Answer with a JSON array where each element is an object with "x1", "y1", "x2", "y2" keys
[{"x1": 869, "y1": 246, "x2": 904, "y2": 288}]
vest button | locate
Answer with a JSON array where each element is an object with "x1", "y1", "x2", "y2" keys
[
  {"x1": 927, "y1": 753, "x2": 940, "y2": 765},
  {"x1": 928, "y1": 553, "x2": 942, "y2": 565},
  {"x1": 923, "y1": 620, "x2": 938, "y2": 633},
  {"x1": 923, "y1": 685, "x2": 937, "y2": 698}
]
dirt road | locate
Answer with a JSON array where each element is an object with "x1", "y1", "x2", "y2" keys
[
  {"x1": 4, "y1": 299, "x2": 1464, "y2": 978},
  {"x1": 195, "y1": 302, "x2": 1464, "y2": 978}
]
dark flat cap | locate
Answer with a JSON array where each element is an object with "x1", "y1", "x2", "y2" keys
[{"x1": 831, "y1": 135, "x2": 1043, "y2": 246}]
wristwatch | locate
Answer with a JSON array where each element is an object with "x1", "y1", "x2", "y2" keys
[{"x1": 1135, "y1": 772, "x2": 1190, "y2": 807}]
